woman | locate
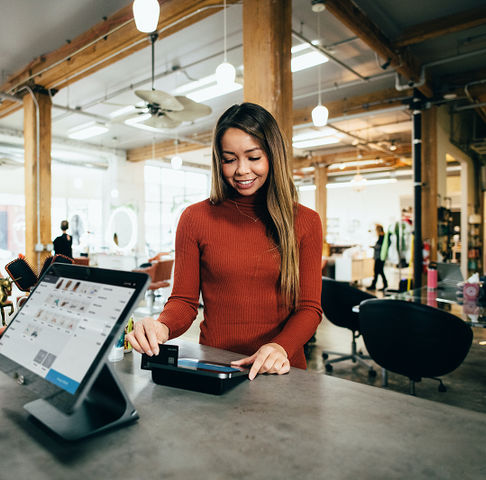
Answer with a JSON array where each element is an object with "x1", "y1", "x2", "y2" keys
[
  {"x1": 127, "y1": 103, "x2": 323, "y2": 380},
  {"x1": 367, "y1": 224, "x2": 388, "y2": 291}
]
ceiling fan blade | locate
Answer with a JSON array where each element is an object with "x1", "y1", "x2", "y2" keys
[
  {"x1": 110, "y1": 108, "x2": 149, "y2": 123},
  {"x1": 165, "y1": 96, "x2": 212, "y2": 121},
  {"x1": 135, "y1": 90, "x2": 183, "y2": 111},
  {"x1": 142, "y1": 115, "x2": 182, "y2": 129}
]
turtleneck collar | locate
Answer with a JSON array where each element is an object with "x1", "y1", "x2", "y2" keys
[{"x1": 228, "y1": 186, "x2": 267, "y2": 206}]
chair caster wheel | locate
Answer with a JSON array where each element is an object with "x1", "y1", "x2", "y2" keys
[
  {"x1": 322, "y1": 353, "x2": 329, "y2": 360},
  {"x1": 325, "y1": 363, "x2": 333, "y2": 373},
  {"x1": 368, "y1": 369, "x2": 377, "y2": 378}
]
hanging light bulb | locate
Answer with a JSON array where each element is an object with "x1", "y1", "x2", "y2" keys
[
  {"x1": 216, "y1": 62, "x2": 236, "y2": 85},
  {"x1": 312, "y1": 9, "x2": 328, "y2": 127},
  {"x1": 171, "y1": 155, "x2": 183, "y2": 170},
  {"x1": 132, "y1": 0, "x2": 160, "y2": 33},
  {"x1": 312, "y1": 104, "x2": 329, "y2": 127},
  {"x1": 215, "y1": 0, "x2": 236, "y2": 86},
  {"x1": 171, "y1": 135, "x2": 182, "y2": 170}
]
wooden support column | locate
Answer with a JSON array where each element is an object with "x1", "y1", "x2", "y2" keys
[
  {"x1": 24, "y1": 89, "x2": 52, "y2": 270},
  {"x1": 421, "y1": 106, "x2": 438, "y2": 262},
  {"x1": 242, "y1": 0, "x2": 293, "y2": 149},
  {"x1": 314, "y1": 164, "x2": 328, "y2": 250}
]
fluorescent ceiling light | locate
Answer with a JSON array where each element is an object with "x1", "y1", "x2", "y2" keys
[
  {"x1": 291, "y1": 50, "x2": 328, "y2": 72},
  {"x1": 293, "y1": 128, "x2": 335, "y2": 142},
  {"x1": 109, "y1": 103, "x2": 144, "y2": 118},
  {"x1": 173, "y1": 73, "x2": 242, "y2": 102},
  {"x1": 293, "y1": 136, "x2": 342, "y2": 149},
  {"x1": 172, "y1": 43, "x2": 326, "y2": 103},
  {"x1": 328, "y1": 159, "x2": 384, "y2": 170},
  {"x1": 298, "y1": 184, "x2": 317, "y2": 191},
  {"x1": 68, "y1": 122, "x2": 108, "y2": 140},
  {"x1": 327, "y1": 178, "x2": 398, "y2": 189}
]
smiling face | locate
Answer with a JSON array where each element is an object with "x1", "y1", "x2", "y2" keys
[{"x1": 220, "y1": 128, "x2": 270, "y2": 196}]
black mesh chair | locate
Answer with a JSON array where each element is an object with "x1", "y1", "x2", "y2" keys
[
  {"x1": 321, "y1": 277, "x2": 376, "y2": 376},
  {"x1": 359, "y1": 298, "x2": 473, "y2": 395}
]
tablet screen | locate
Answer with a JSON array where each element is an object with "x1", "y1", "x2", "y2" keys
[{"x1": 0, "y1": 271, "x2": 136, "y2": 395}]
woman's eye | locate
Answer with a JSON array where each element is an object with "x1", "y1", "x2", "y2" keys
[
  {"x1": 222, "y1": 158, "x2": 235, "y2": 164},
  {"x1": 249, "y1": 157, "x2": 261, "y2": 161}
]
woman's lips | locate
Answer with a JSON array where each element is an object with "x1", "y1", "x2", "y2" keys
[{"x1": 235, "y1": 178, "x2": 256, "y2": 189}]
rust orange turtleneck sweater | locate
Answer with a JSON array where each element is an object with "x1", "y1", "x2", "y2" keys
[{"x1": 158, "y1": 193, "x2": 323, "y2": 368}]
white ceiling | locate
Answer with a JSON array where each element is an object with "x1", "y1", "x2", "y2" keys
[{"x1": 0, "y1": 0, "x2": 485, "y2": 170}]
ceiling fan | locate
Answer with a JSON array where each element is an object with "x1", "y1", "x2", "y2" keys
[{"x1": 118, "y1": 33, "x2": 212, "y2": 129}]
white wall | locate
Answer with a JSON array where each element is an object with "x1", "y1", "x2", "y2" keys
[{"x1": 299, "y1": 179, "x2": 413, "y2": 247}]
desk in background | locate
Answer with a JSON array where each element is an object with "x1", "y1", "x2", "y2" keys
[
  {"x1": 391, "y1": 286, "x2": 486, "y2": 328},
  {"x1": 0, "y1": 340, "x2": 485, "y2": 479}
]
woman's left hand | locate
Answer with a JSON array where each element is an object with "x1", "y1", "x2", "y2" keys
[
  {"x1": 0, "y1": 326, "x2": 6, "y2": 336},
  {"x1": 231, "y1": 343, "x2": 290, "y2": 380}
]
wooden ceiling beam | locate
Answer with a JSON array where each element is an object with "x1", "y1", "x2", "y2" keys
[
  {"x1": 394, "y1": 6, "x2": 486, "y2": 48},
  {"x1": 323, "y1": 0, "x2": 434, "y2": 98},
  {"x1": 292, "y1": 144, "x2": 412, "y2": 170},
  {"x1": 0, "y1": 0, "x2": 237, "y2": 119}
]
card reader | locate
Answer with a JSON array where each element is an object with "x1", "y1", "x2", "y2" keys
[{"x1": 141, "y1": 344, "x2": 248, "y2": 395}]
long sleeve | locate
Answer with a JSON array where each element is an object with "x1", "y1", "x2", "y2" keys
[{"x1": 157, "y1": 207, "x2": 201, "y2": 338}]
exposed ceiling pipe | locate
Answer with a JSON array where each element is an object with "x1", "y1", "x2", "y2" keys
[
  {"x1": 291, "y1": 30, "x2": 368, "y2": 81},
  {"x1": 0, "y1": 91, "x2": 22, "y2": 103}
]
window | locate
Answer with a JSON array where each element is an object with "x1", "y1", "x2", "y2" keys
[{"x1": 144, "y1": 165, "x2": 210, "y2": 255}]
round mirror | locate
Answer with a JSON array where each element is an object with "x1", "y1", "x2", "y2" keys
[{"x1": 107, "y1": 207, "x2": 137, "y2": 252}]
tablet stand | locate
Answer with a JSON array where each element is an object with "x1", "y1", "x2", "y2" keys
[{"x1": 24, "y1": 362, "x2": 139, "y2": 441}]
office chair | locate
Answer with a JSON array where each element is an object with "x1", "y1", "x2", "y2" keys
[
  {"x1": 134, "y1": 258, "x2": 174, "y2": 314},
  {"x1": 321, "y1": 277, "x2": 376, "y2": 376},
  {"x1": 359, "y1": 298, "x2": 473, "y2": 395}
]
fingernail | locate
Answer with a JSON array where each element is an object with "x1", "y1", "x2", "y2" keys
[
  {"x1": 147, "y1": 350, "x2": 153, "y2": 356},
  {"x1": 155, "y1": 347, "x2": 160, "y2": 356}
]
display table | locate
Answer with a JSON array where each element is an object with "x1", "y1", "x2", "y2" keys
[
  {"x1": 1, "y1": 340, "x2": 485, "y2": 479},
  {"x1": 335, "y1": 256, "x2": 374, "y2": 283}
]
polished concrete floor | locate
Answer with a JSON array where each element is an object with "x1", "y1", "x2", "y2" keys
[{"x1": 306, "y1": 319, "x2": 486, "y2": 414}]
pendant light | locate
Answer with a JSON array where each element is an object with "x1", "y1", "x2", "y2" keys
[
  {"x1": 133, "y1": 0, "x2": 160, "y2": 33},
  {"x1": 215, "y1": 0, "x2": 236, "y2": 86},
  {"x1": 311, "y1": 9, "x2": 328, "y2": 127},
  {"x1": 171, "y1": 135, "x2": 182, "y2": 170}
]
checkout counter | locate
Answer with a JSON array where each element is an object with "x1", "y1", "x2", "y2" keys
[{"x1": 0, "y1": 340, "x2": 484, "y2": 479}]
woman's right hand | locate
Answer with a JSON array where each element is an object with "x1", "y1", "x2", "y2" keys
[
  {"x1": 0, "y1": 326, "x2": 6, "y2": 336},
  {"x1": 126, "y1": 317, "x2": 169, "y2": 356}
]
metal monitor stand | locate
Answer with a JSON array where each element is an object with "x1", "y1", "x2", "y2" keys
[{"x1": 24, "y1": 362, "x2": 138, "y2": 441}]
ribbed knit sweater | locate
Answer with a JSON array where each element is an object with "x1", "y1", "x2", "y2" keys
[{"x1": 158, "y1": 193, "x2": 323, "y2": 369}]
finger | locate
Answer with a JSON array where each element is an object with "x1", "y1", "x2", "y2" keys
[
  {"x1": 126, "y1": 332, "x2": 143, "y2": 354},
  {"x1": 248, "y1": 354, "x2": 266, "y2": 381},
  {"x1": 268, "y1": 359, "x2": 284, "y2": 374},
  {"x1": 279, "y1": 360, "x2": 291, "y2": 375},
  {"x1": 231, "y1": 353, "x2": 256, "y2": 366},
  {"x1": 133, "y1": 319, "x2": 154, "y2": 355},
  {"x1": 145, "y1": 321, "x2": 161, "y2": 356}
]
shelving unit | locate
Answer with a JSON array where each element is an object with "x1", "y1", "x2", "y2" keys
[
  {"x1": 468, "y1": 214, "x2": 482, "y2": 274},
  {"x1": 437, "y1": 205, "x2": 454, "y2": 261}
]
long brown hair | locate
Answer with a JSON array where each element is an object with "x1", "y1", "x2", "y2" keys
[{"x1": 210, "y1": 103, "x2": 299, "y2": 309}]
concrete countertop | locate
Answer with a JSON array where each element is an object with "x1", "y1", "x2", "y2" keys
[{"x1": 1, "y1": 340, "x2": 485, "y2": 480}]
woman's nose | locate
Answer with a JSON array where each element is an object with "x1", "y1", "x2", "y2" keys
[{"x1": 235, "y1": 159, "x2": 250, "y2": 175}]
